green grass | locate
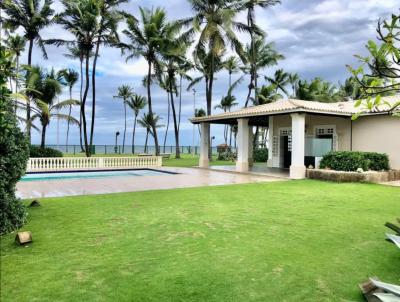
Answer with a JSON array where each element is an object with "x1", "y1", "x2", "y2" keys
[
  {"x1": 1, "y1": 180, "x2": 399, "y2": 301},
  {"x1": 62, "y1": 153, "x2": 235, "y2": 168}
]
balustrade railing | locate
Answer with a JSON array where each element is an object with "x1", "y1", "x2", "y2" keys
[{"x1": 27, "y1": 156, "x2": 162, "y2": 172}]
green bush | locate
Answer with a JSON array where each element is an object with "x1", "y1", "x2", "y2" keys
[
  {"x1": 320, "y1": 151, "x2": 389, "y2": 172},
  {"x1": 253, "y1": 148, "x2": 268, "y2": 162},
  {"x1": 217, "y1": 150, "x2": 236, "y2": 161},
  {"x1": 0, "y1": 47, "x2": 30, "y2": 234},
  {"x1": 30, "y1": 145, "x2": 63, "y2": 157}
]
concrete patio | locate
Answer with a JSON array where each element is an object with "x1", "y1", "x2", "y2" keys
[
  {"x1": 17, "y1": 167, "x2": 287, "y2": 199},
  {"x1": 209, "y1": 165, "x2": 290, "y2": 178}
]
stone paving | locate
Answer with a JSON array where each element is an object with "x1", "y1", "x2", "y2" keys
[{"x1": 17, "y1": 167, "x2": 288, "y2": 199}]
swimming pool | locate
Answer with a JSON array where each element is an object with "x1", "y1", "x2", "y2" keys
[{"x1": 21, "y1": 169, "x2": 174, "y2": 182}]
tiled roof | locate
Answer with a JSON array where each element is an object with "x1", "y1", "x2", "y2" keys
[{"x1": 190, "y1": 96, "x2": 400, "y2": 123}]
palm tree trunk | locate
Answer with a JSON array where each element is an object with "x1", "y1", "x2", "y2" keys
[
  {"x1": 89, "y1": 38, "x2": 101, "y2": 155},
  {"x1": 122, "y1": 101, "x2": 127, "y2": 153},
  {"x1": 40, "y1": 124, "x2": 47, "y2": 148},
  {"x1": 245, "y1": 74, "x2": 254, "y2": 107},
  {"x1": 132, "y1": 114, "x2": 137, "y2": 154},
  {"x1": 26, "y1": 38, "x2": 34, "y2": 141},
  {"x1": 169, "y1": 81, "x2": 180, "y2": 159},
  {"x1": 144, "y1": 130, "x2": 149, "y2": 153},
  {"x1": 163, "y1": 93, "x2": 170, "y2": 153},
  {"x1": 147, "y1": 61, "x2": 160, "y2": 155},
  {"x1": 82, "y1": 50, "x2": 91, "y2": 157},
  {"x1": 66, "y1": 86, "x2": 72, "y2": 152},
  {"x1": 79, "y1": 58, "x2": 84, "y2": 152},
  {"x1": 178, "y1": 75, "x2": 182, "y2": 133}
]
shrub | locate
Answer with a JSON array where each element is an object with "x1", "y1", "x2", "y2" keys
[
  {"x1": 253, "y1": 148, "x2": 268, "y2": 162},
  {"x1": 320, "y1": 151, "x2": 389, "y2": 172},
  {"x1": 0, "y1": 47, "x2": 30, "y2": 234},
  {"x1": 30, "y1": 145, "x2": 63, "y2": 158},
  {"x1": 217, "y1": 150, "x2": 236, "y2": 161}
]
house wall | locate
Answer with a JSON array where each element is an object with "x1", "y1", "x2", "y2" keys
[
  {"x1": 352, "y1": 115, "x2": 400, "y2": 170},
  {"x1": 269, "y1": 114, "x2": 352, "y2": 168}
]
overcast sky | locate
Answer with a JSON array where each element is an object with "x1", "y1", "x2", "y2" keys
[{"x1": 16, "y1": 0, "x2": 398, "y2": 147}]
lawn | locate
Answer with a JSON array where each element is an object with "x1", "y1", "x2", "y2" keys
[
  {"x1": 1, "y1": 180, "x2": 399, "y2": 301},
  {"x1": 62, "y1": 153, "x2": 235, "y2": 167}
]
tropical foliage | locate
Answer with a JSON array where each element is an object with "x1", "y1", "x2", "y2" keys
[{"x1": 348, "y1": 13, "x2": 400, "y2": 116}]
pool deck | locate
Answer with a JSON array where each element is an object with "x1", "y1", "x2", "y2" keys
[{"x1": 17, "y1": 167, "x2": 288, "y2": 199}]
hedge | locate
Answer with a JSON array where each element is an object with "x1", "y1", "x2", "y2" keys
[
  {"x1": 319, "y1": 151, "x2": 389, "y2": 172},
  {"x1": 253, "y1": 148, "x2": 268, "y2": 162},
  {"x1": 30, "y1": 145, "x2": 63, "y2": 158}
]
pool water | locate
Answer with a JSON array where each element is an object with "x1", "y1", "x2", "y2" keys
[{"x1": 21, "y1": 169, "x2": 173, "y2": 182}]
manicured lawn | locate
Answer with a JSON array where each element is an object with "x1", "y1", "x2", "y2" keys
[
  {"x1": 1, "y1": 180, "x2": 399, "y2": 301},
  {"x1": 62, "y1": 153, "x2": 235, "y2": 167}
]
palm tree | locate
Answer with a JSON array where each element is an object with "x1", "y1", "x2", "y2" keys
[
  {"x1": 223, "y1": 56, "x2": 241, "y2": 88},
  {"x1": 240, "y1": 0, "x2": 280, "y2": 104},
  {"x1": 158, "y1": 77, "x2": 172, "y2": 153},
  {"x1": 89, "y1": 0, "x2": 126, "y2": 152},
  {"x1": 288, "y1": 73, "x2": 299, "y2": 97},
  {"x1": 214, "y1": 76, "x2": 241, "y2": 144},
  {"x1": 1, "y1": 0, "x2": 55, "y2": 140},
  {"x1": 138, "y1": 113, "x2": 163, "y2": 154},
  {"x1": 296, "y1": 78, "x2": 342, "y2": 103},
  {"x1": 51, "y1": 0, "x2": 101, "y2": 156},
  {"x1": 114, "y1": 85, "x2": 134, "y2": 153},
  {"x1": 121, "y1": 8, "x2": 174, "y2": 156},
  {"x1": 64, "y1": 46, "x2": 94, "y2": 152},
  {"x1": 266, "y1": 69, "x2": 290, "y2": 96},
  {"x1": 242, "y1": 38, "x2": 283, "y2": 107},
  {"x1": 4, "y1": 35, "x2": 26, "y2": 95},
  {"x1": 177, "y1": 60, "x2": 193, "y2": 134},
  {"x1": 257, "y1": 84, "x2": 282, "y2": 105},
  {"x1": 126, "y1": 95, "x2": 147, "y2": 154},
  {"x1": 26, "y1": 66, "x2": 79, "y2": 147},
  {"x1": 59, "y1": 68, "x2": 79, "y2": 152},
  {"x1": 181, "y1": 0, "x2": 247, "y2": 116}
]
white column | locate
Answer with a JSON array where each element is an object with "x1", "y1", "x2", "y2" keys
[
  {"x1": 236, "y1": 118, "x2": 249, "y2": 172},
  {"x1": 267, "y1": 116, "x2": 274, "y2": 167},
  {"x1": 248, "y1": 126, "x2": 254, "y2": 167},
  {"x1": 199, "y1": 123, "x2": 210, "y2": 168},
  {"x1": 290, "y1": 113, "x2": 306, "y2": 179}
]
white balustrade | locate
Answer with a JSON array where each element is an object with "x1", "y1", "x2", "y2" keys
[{"x1": 26, "y1": 156, "x2": 162, "y2": 172}]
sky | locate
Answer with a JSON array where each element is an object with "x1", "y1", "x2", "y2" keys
[{"x1": 11, "y1": 0, "x2": 399, "y2": 148}]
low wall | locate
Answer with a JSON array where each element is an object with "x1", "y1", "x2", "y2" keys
[
  {"x1": 27, "y1": 156, "x2": 163, "y2": 172},
  {"x1": 306, "y1": 169, "x2": 400, "y2": 183}
]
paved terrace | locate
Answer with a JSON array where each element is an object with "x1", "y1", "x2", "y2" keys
[{"x1": 17, "y1": 167, "x2": 288, "y2": 199}]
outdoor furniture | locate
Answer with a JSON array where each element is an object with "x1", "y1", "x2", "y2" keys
[
  {"x1": 360, "y1": 278, "x2": 400, "y2": 302},
  {"x1": 386, "y1": 234, "x2": 400, "y2": 249}
]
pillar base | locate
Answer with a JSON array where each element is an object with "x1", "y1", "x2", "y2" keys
[
  {"x1": 199, "y1": 159, "x2": 209, "y2": 168},
  {"x1": 290, "y1": 165, "x2": 306, "y2": 179},
  {"x1": 267, "y1": 159, "x2": 273, "y2": 168},
  {"x1": 236, "y1": 161, "x2": 249, "y2": 172}
]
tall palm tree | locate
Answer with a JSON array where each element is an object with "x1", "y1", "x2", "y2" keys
[
  {"x1": 242, "y1": 37, "x2": 283, "y2": 107},
  {"x1": 158, "y1": 77, "x2": 172, "y2": 153},
  {"x1": 177, "y1": 60, "x2": 193, "y2": 134},
  {"x1": 181, "y1": 0, "x2": 247, "y2": 116},
  {"x1": 1, "y1": 0, "x2": 55, "y2": 140},
  {"x1": 59, "y1": 68, "x2": 79, "y2": 152},
  {"x1": 295, "y1": 78, "x2": 341, "y2": 103},
  {"x1": 26, "y1": 66, "x2": 79, "y2": 147},
  {"x1": 50, "y1": 0, "x2": 100, "y2": 156},
  {"x1": 266, "y1": 69, "x2": 290, "y2": 96},
  {"x1": 121, "y1": 8, "x2": 174, "y2": 156},
  {"x1": 240, "y1": 0, "x2": 280, "y2": 104},
  {"x1": 89, "y1": 0, "x2": 126, "y2": 151},
  {"x1": 138, "y1": 113, "x2": 163, "y2": 154},
  {"x1": 114, "y1": 85, "x2": 134, "y2": 153},
  {"x1": 288, "y1": 73, "x2": 299, "y2": 97},
  {"x1": 160, "y1": 29, "x2": 191, "y2": 159},
  {"x1": 64, "y1": 46, "x2": 94, "y2": 152},
  {"x1": 126, "y1": 95, "x2": 147, "y2": 154},
  {"x1": 4, "y1": 35, "x2": 26, "y2": 95}
]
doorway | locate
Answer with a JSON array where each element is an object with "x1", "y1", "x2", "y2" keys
[{"x1": 282, "y1": 135, "x2": 292, "y2": 168}]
